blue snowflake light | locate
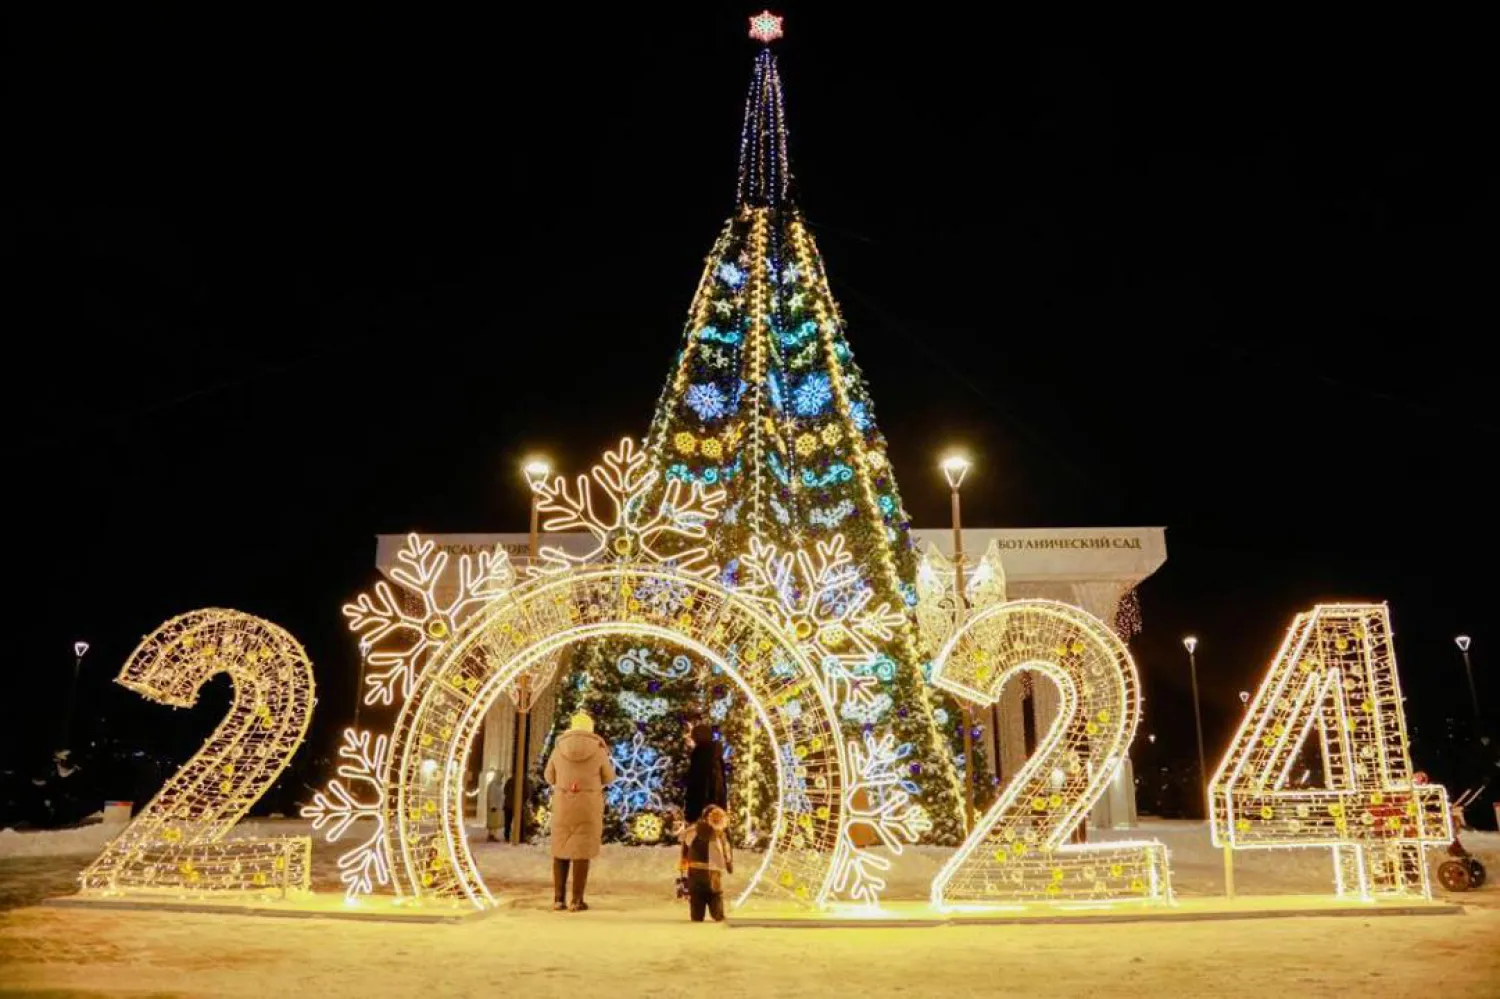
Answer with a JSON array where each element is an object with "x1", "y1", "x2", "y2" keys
[
  {"x1": 716, "y1": 262, "x2": 745, "y2": 287},
  {"x1": 684, "y1": 382, "x2": 727, "y2": 421},
  {"x1": 793, "y1": 373, "x2": 833, "y2": 416},
  {"x1": 606, "y1": 733, "x2": 669, "y2": 817},
  {"x1": 848, "y1": 400, "x2": 871, "y2": 431}
]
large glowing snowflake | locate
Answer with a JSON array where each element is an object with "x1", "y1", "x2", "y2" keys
[
  {"x1": 605, "y1": 733, "x2": 670, "y2": 816},
  {"x1": 738, "y1": 534, "x2": 904, "y2": 716},
  {"x1": 300, "y1": 729, "x2": 391, "y2": 901},
  {"x1": 530, "y1": 437, "x2": 726, "y2": 578},
  {"x1": 341, "y1": 533, "x2": 515, "y2": 705}
]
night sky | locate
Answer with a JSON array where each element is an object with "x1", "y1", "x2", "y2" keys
[{"x1": 7, "y1": 10, "x2": 1496, "y2": 805}]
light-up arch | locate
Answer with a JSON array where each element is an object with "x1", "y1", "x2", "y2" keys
[{"x1": 381, "y1": 564, "x2": 849, "y2": 910}]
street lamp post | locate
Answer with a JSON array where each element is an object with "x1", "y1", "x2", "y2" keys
[
  {"x1": 1182, "y1": 636, "x2": 1208, "y2": 793},
  {"x1": 1184, "y1": 634, "x2": 1230, "y2": 896},
  {"x1": 1455, "y1": 635, "x2": 1478, "y2": 720},
  {"x1": 510, "y1": 457, "x2": 552, "y2": 844},
  {"x1": 941, "y1": 453, "x2": 977, "y2": 832},
  {"x1": 60, "y1": 641, "x2": 89, "y2": 755}
]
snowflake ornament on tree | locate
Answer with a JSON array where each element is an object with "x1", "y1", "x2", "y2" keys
[
  {"x1": 605, "y1": 733, "x2": 670, "y2": 816},
  {"x1": 737, "y1": 534, "x2": 904, "y2": 717}
]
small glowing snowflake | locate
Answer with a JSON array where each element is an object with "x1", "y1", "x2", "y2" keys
[
  {"x1": 606, "y1": 733, "x2": 670, "y2": 817},
  {"x1": 792, "y1": 373, "x2": 833, "y2": 416},
  {"x1": 685, "y1": 382, "x2": 728, "y2": 421}
]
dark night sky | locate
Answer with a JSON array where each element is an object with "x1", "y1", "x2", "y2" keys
[{"x1": 6, "y1": 9, "x2": 1497, "y2": 795}]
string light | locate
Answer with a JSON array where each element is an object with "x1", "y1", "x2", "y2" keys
[
  {"x1": 927, "y1": 600, "x2": 1172, "y2": 909},
  {"x1": 79, "y1": 610, "x2": 315, "y2": 899},
  {"x1": 324, "y1": 440, "x2": 861, "y2": 911},
  {"x1": 1209, "y1": 604, "x2": 1451, "y2": 899}
]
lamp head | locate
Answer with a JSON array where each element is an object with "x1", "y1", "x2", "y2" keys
[
  {"x1": 1455, "y1": 634, "x2": 1472, "y2": 653},
  {"x1": 1182, "y1": 636, "x2": 1198, "y2": 655},
  {"x1": 940, "y1": 454, "x2": 971, "y2": 490},
  {"x1": 522, "y1": 458, "x2": 552, "y2": 487},
  {"x1": 73, "y1": 641, "x2": 90, "y2": 659}
]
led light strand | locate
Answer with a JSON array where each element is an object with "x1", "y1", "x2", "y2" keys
[
  {"x1": 928, "y1": 600, "x2": 1172, "y2": 908},
  {"x1": 80, "y1": 610, "x2": 315, "y2": 899},
  {"x1": 1208, "y1": 604, "x2": 1450, "y2": 900}
]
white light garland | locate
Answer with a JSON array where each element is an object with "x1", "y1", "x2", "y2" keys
[
  {"x1": 79, "y1": 610, "x2": 315, "y2": 899},
  {"x1": 928, "y1": 600, "x2": 1171, "y2": 909},
  {"x1": 1209, "y1": 604, "x2": 1451, "y2": 899}
]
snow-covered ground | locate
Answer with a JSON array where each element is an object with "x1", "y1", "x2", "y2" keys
[{"x1": 2, "y1": 819, "x2": 1497, "y2": 997}]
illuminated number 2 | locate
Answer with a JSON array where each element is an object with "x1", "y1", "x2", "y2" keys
[
  {"x1": 929, "y1": 600, "x2": 1171, "y2": 908},
  {"x1": 80, "y1": 610, "x2": 316, "y2": 897},
  {"x1": 1209, "y1": 604, "x2": 1450, "y2": 899}
]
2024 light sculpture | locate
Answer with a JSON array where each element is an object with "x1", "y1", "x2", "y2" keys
[
  {"x1": 1209, "y1": 603, "x2": 1451, "y2": 899},
  {"x1": 310, "y1": 438, "x2": 932, "y2": 910},
  {"x1": 926, "y1": 600, "x2": 1172, "y2": 908},
  {"x1": 80, "y1": 610, "x2": 315, "y2": 898}
]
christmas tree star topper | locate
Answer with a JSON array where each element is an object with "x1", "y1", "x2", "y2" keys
[{"x1": 748, "y1": 10, "x2": 783, "y2": 44}]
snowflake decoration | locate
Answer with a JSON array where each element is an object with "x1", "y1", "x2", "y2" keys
[
  {"x1": 530, "y1": 437, "x2": 725, "y2": 577},
  {"x1": 792, "y1": 373, "x2": 833, "y2": 416},
  {"x1": 616, "y1": 646, "x2": 693, "y2": 680},
  {"x1": 606, "y1": 733, "x2": 669, "y2": 816},
  {"x1": 716, "y1": 261, "x2": 745, "y2": 287},
  {"x1": 748, "y1": 10, "x2": 784, "y2": 44},
  {"x1": 300, "y1": 729, "x2": 392, "y2": 901},
  {"x1": 809, "y1": 500, "x2": 856, "y2": 529},
  {"x1": 848, "y1": 400, "x2": 871, "y2": 431},
  {"x1": 342, "y1": 533, "x2": 515, "y2": 705},
  {"x1": 914, "y1": 539, "x2": 1007, "y2": 657},
  {"x1": 631, "y1": 573, "x2": 695, "y2": 618},
  {"x1": 617, "y1": 690, "x2": 671, "y2": 724},
  {"x1": 738, "y1": 535, "x2": 905, "y2": 714},
  {"x1": 832, "y1": 732, "x2": 933, "y2": 907},
  {"x1": 685, "y1": 382, "x2": 728, "y2": 421}
]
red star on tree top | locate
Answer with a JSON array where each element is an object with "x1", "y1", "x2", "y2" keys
[{"x1": 748, "y1": 10, "x2": 783, "y2": 44}]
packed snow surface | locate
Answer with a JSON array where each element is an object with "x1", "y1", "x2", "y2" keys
[{"x1": 2, "y1": 819, "x2": 1497, "y2": 996}]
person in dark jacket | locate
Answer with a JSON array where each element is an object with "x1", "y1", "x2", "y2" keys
[{"x1": 683, "y1": 722, "x2": 727, "y2": 823}]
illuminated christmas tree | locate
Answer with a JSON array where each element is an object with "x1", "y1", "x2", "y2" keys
[{"x1": 642, "y1": 12, "x2": 967, "y2": 842}]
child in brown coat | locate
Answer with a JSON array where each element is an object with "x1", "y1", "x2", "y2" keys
[{"x1": 679, "y1": 805, "x2": 733, "y2": 922}]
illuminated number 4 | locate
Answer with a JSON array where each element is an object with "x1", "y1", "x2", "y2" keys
[
  {"x1": 80, "y1": 610, "x2": 315, "y2": 898},
  {"x1": 1209, "y1": 604, "x2": 1450, "y2": 899},
  {"x1": 929, "y1": 600, "x2": 1172, "y2": 909}
]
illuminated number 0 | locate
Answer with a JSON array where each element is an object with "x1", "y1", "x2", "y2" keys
[
  {"x1": 929, "y1": 600, "x2": 1171, "y2": 908},
  {"x1": 1209, "y1": 604, "x2": 1450, "y2": 899},
  {"x1": 81, "y1": 609, "x2": 315, "y2": 897}
]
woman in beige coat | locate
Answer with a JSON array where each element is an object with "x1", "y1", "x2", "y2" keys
[{"x1": 543, "y1": 712, "x2": 615, "y2": 911}]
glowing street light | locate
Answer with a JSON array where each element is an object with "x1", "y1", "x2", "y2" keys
[
  {"x1": 60, "y1": 640, "x2": 90, "y2": 756},
  {"x1": 509, "y1": 455, "x2": 553, "y2": 845},
  {"x1": 940, "y1": 453, "x2": 971, "y2": 490},
  {"x1": 1455, "y1": 635, "x2": 1479, "y2": 720},
  {"x1": 1182, "y1": 635, "x2": 1208, "y2": 815},
  {"x1": 941, "y1": 451, "x2": 977, "y2": 831}
]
